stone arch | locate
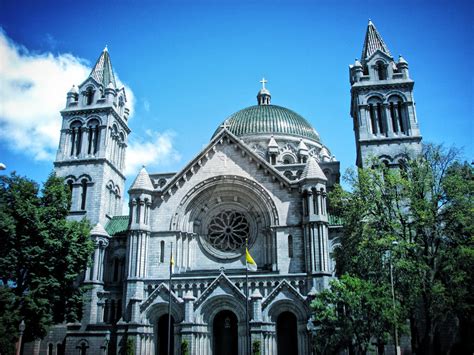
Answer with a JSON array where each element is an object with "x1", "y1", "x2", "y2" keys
[
  {"x1": 386, "y1": 91, "x2": 408, "y2": 102},
  {"x1": 199, "y1": 295, "x2": 246, "y2": 324},
  {"x1": 170, "y1": 175, "x2": 279, "y2": 260},
  {"x1": 145, "y1": 301, "x2": 184, "y2": 325},
  {"x1": 267, "y1": 299, "x2": 307, "y2": 323}
]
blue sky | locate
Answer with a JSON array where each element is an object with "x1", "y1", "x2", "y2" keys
[{"x1": 0, "y1": 0, "x2": 472, "y2": 190}]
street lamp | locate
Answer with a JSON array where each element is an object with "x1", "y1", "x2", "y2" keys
[
  {"x1": 16, "y1": 320, "x2": 25, "y2": 355},
  {"x1": 389, "y1": 241, "x2": 401, "y2": 355}
]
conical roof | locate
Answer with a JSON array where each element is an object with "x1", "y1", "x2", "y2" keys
[
  {"x1": 361, "y1": 20, "x2": 391, "y2": 63},
  {"x1": 300, "y1": 157, "x2": 327, "y2": 181},
  {"x1": 268, "y1": 136, "x2": 278, "y2": 148},
  {"x1": 89, "y1": 46, "x2": 117, "y2": 88},
  {"x1": 90, "y1": 223, "x2": 109, "y2": 237},
  {"x1": 130, "y1": 167, "x2": 154, "y2": 191}
]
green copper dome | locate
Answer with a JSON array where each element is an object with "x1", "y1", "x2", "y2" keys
[{"x1": 214, "y1": 104, "x2": 320, "y2": 142}]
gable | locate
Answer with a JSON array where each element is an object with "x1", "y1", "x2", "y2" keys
[
  {"x1": 262, "y1": 279, "x2": 306, "y2": 309},
  {"x1": 194, "y1": 272, "x2": 246, "y2": 309},
  {"x1": 159, "y1": 129, "x2": 294, "y2": 199},
  {"x1": 140, "y1": 282, "x2": 182, "y2": 313}
]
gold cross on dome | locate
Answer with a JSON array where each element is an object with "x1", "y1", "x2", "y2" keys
[{"x1": 260, "y1": 77, "x2": 268, "y2": 89}]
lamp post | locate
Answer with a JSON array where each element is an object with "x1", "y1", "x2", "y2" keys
[
  {"x1": 16, "y1": 320, "x2": 25, "y2": 355},
  {"x1": 389, "y1": 241, "x2": 401, "y2": 355}
]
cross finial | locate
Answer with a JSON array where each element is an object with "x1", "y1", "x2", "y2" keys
[
  {"x1": 104, "y1": 45, "x2": 108, "y2": 52},
  {"x1": 260, "y1": 77, "x2": 268, "y2": 89}
]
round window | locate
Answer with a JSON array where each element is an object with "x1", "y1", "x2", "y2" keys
[{"x1": 207, "y1": 211, "x2": 250, "y2": 252}]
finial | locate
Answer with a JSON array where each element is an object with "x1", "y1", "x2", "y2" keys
[
  {"x1": 142, "y1": 164, "x2": 146, "y2": 169},
  {"x1": 260, "y1": 77, "x2": 268, "y2": 89},
  {"x1": 104, "y1": 45, "x2": 108, "y2": 52}
]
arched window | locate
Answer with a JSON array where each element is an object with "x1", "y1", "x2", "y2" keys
[
  {"x1": 86, "y1": 119, "x2": 100, "y2": 155},
  {"x1": 70, "y1": 121, "x2": 83, "y2": 156},
  {"x1": 282, "y1": 155, "x2": 295, "y2": 165},
  {"x1": 284, "y1": 171, "x2": 293, "y2": 180},
  {"x1": 135, "y1": 198, "x2": 141, "y2": 223},
  {"x1": 302, "y1": 194, "x2": 308, "y2": 217},
  {"x1": 288, "y1": 235, "x2": 293, "y2": 258},
  {"x1": 67, "y1": 179, "x2": 73, "y2": 197},
  {"x1": 160, "y1": 241, "x2": 165, "y2": 263},
  {"x1": 368, "y1": 97, "x2": 385, "y2": 135},
  {"x1": 313, "y1": 188, "x2": 319, "y2": 214},
  {"x1": 80, "y1": 179, "x2": 88, "y2": 210},
  {"x1": 376, "y1": 61, "x2": 387, "y2": 80},
  {"x1": 388, "y1": 95, "x2": 406, "y2": 134},
  {"x1": 85, "y1": 87, "x2": 94, "y2": 105}
]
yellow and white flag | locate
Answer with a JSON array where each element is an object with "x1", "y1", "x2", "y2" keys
[
  {"x1": 170, "y1": 253, "x2": 174, "y2": 272},
  {"x1": 246, "y1": 247, "x2": 257, "y2": 272}
]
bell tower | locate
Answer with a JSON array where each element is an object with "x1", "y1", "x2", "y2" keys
[
  {"x1": 54, "y1": 47, "x2": 131, "y2": 226},
  {"x1": 349, "y1": 20, "x2": 422, "y2": 168}
]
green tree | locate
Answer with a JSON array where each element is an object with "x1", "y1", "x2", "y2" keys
[
  {"x1": 0, "y1": 172, "x2": 94, "y2": 352},
  {"x1": 329, "y1": 144, "x2": 474, "y2": 354},
  {"x1": 310, "y1": 275, "x2": 399, "y2": 355}
]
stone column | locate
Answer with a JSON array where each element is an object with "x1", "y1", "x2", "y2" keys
[
  {"x1": 251, "y1": 289, "x2": 263, "y2": 321},
  {"x1": 306, "y1": 189, "x2": 314, "y2": 215}
]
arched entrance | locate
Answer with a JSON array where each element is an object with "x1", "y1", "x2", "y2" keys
[
  {"x1": 277, "y1": 311, "x2": 298, "y2": 355},
  {"x1": 157, "y1": 314, "x2": 174, "y2": 355},
  {"x1": 213, "y1": 310, "x2": 238, "y2": 355}
]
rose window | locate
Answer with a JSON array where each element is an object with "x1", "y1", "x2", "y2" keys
[{"x1": 207, "y1": 211, "x2": 250, "y2": 251}]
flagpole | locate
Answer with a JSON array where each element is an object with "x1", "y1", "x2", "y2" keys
[
  {"x1": 245, "y1": 239, "x2": 250, "y2": 355},
  {"x1": 167, "y1": 242, "x2": 173, "y2": 355}
]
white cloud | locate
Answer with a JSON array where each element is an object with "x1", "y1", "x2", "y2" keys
[
  {"x1": 125, "y1": 130, "x2": 181, "y2": 176},
  {"x1": 0, "y1": 29, "x2": 136, "y2": 161}
]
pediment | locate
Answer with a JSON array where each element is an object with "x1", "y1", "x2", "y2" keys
[
  {"x1": 262, "y1": 279, "x2": 306, "y2": 309},
  {"x1": 158, "y1": 128, "x2": 294, "y2": 200},
  {"x1": 78, "y1": 76, "x2": 102, "y2": 91},
  {"x1": 194, "y1": 272, "x2": 246, "y2": 309},
  {"x1": 140, "y1": 282, "x2": 182, "y2": 313},
  {"x1": 365, "y1": 49, "x2": 394, "y2": 65}
]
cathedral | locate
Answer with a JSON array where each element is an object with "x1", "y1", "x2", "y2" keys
[{"x1": 26, "y1": 20, "x2": 421, "y2": 355}]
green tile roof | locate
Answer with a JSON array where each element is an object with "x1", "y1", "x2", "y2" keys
[
  {"x1": 328, "y1": 213, "x2": 344, "y2": 226},
  {"x1": 213, "y1": 105, "x2": 320, "y2": 142},
  {"x1": 105, "y1": 215, "x2": 129, "y2": 236}
]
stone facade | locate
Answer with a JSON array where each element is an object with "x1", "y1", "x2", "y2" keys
[{"x1": 25, "y1": 20, "x2": 422, "y2": 355}]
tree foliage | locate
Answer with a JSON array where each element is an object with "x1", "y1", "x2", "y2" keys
[
  {"x1": 0, "y1": 172, "x2": 94, "y2": 349},
  {"x1": 310, "y1": 275, "x2": 400, "y2": 354},
  {"x1": 327, "y1": 144, "x2": 474, "y2": 354}
]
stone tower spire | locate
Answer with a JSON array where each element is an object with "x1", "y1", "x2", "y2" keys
[
  {"x1": 54, "y1": 47, "x2": 131, "y2": 227},
  {"x1": 349, "y1": 21, "x2": 422, "y2": 168}
]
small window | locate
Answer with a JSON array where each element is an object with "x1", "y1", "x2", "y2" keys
[
  {"x1": 85, "y1": 87, "x2": 94, "y2": 105},
  {"x1": 160, "y1": 241, "x2": 165, "y2": 263},
  {"x1": 80, "y1": 179, "x2": 88, "y2": 210},
  {"x1": 376, "y1": 61, "x2": 387, "y2": 80},
  {"x1": 288, "y1": 235, "x2": 293, "y2": 258},
  {"x1": 48, "y1": 343, "x2": 53, "y2": 355}
]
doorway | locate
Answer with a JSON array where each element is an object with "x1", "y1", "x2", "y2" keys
[
  {"x1": 157, "y1": 314, "x2": 174, "y2": 355},
  {"x1": 213, "y1": 310, "x2": 238, "y2": 355},
  {"x1": 277, "y1": 311, "x2": 298, "y2": 355}
]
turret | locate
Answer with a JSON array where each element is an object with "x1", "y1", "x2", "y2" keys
[{"x1": 257, "y1": 77, "x2": 271, "y2": 105}]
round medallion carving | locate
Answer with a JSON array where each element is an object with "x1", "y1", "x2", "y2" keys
[{"x1": 207, "y1": 211, "x2": 250, "y2": 251}]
